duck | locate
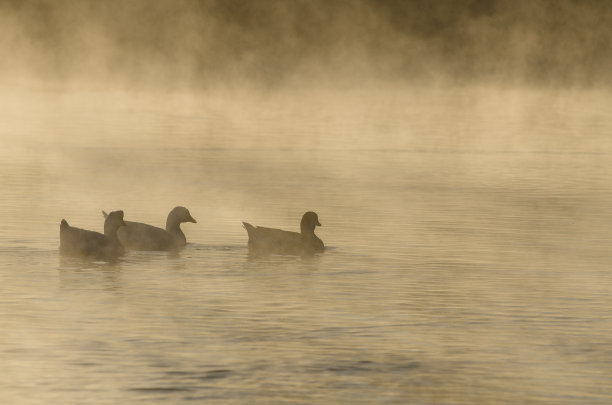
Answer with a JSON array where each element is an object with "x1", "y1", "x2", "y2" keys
[
  {"x1": 102, "y1": 206, "x2": 196, "y2": 251},
  {"x1": 242, "y1": 211, "x2": 324, "y2": 255},
  {"x1": 59, "y1": 210, "x2": 126, "y2": 259}
]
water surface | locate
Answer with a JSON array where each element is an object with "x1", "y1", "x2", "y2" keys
[{"x1": 1, "y1": 88, "x2": 612, "y2": 404}]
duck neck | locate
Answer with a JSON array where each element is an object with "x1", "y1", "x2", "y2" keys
[
  {"x1": 300, "y1": 223, "x2": 315, "y2": 238},
  {"x1": 166, "y1": 219, "x2": 186, "y2": 243},
  {"x1": 104, "y1": 225, "x2": 121, "y2": 242}
]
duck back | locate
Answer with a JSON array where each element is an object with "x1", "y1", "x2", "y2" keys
[
  {"x1": 118, "y1": 221, "x2": 177, "y2": 251},
  {"x1": 60, "y1": 219, "x2": 124, "y2": 259},
  {"x1": 243, "y1": 223, "x2": 303, "y2": 254},
  {"x1": 243, "y1": 216, "x2": 324, "y2": 256}
]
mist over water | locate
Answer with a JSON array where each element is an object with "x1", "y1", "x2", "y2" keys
[
  {"x1": 2, "y1": 1, "x2": 612, "y2": 404},
  {"x1": 2, "y1": 0, "x2": 612, "y2": 88}
]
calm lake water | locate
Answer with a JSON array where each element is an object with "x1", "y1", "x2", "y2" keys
[{"x1": 1, "y1": 86, "x2": 612, "y2": 404}]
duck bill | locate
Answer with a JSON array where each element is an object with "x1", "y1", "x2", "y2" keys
[
  {"x1": 317, "y1": 221, "x2": 321, "y2": 226},
  {"x1": 188, "y1": 215, "x2": 197, "y2": 223}
]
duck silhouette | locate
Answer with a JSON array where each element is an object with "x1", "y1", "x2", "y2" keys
[
  {"x1": 102, "y1": 206, "x2": 196, "y2": 251},
  {"x1": 59, "y1": 210, "x2": 126, "y2": 259},
  {"x1": 243, "y1": 211, "x2": 324, "y2": 255}
]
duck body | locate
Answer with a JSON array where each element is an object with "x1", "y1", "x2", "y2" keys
[
  {"x1": 116, "y1": 221, "x2": 176, "y2": 251},
  {"x1": 59, "y1": 210, "x2": 126, "y2": 259},
  {"x1": 243, "y1": 211, "x2": 324, "y2": 255},
  {"x1": 104, "y1": 206, "x2": 196, "y2": 251}
]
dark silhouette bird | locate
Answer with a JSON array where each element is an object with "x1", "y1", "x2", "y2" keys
[
  {"x1": 59, "y1": 210, "x2": 126, "y2": 259},
  {"x1": 243, "y1": 211, "x2": 324, "y2": 255},
  {"x1": 103, "y1": 206, "x2": 196, "y2": 251}
]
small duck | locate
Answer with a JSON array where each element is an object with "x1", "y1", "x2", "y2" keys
[
  {"x1": 103, "y1": 206, "x2": 196, "y2": 251},
  {"x1": 59, "y1": 210, "x2": 126, "y2": 259},
  {"x1": 242, "y1": 211, "x2": 324, "y2": 255}
]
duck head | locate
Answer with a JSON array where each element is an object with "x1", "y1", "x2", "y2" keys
[
  {"x1": 104, "y1": 210, "x2": 126, "y2": 235},
  {"x1": 300, "y1": 211, "x2": 321, "y2": 234},
  {"x1": 167, "y1": 206, "x2": 197, "y2": 229}
]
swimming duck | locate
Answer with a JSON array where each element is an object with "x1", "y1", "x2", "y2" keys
[
  {"x1": 242, "y1": 211, "x2": 324, "y2": 255},
  {"x1": 59, "y1": 210, "x2": 126, "y2": 259},
  {"x1": 103, "y1": 206, "x2": 196, "y2": 251}
]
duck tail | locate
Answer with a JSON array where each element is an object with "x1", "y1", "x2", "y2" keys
[
  {"x1": 242, "y1": 222, "x2": 256, "y2": 236},
  {"x1": 101, "y1": 210, "x2": 108, "y2": 219},
  {"x1": 60, "y1": 219, "x2": 69, "y2": 229}
]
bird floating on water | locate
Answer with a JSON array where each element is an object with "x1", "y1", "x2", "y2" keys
[
  {"x1": 102, "y1": 206, "x2": 196, "y2": 251},
  {"x1": 59, "y1": 210, "x2": 126, "y2": 259},
  {"x1": 242, "y1": 211, "x2": 324, "y2": 255}
]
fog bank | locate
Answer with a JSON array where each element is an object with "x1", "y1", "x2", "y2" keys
[{"x1": 1, "y1": 0, "x2": 611, "y2": 90}]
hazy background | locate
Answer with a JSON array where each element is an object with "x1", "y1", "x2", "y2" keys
[
  {"x1": 2, "y1": 2, "x2": 612, "y2": 404},
  {"x1": 1, "y1": 0, "x2": 611, "y2": 90}
]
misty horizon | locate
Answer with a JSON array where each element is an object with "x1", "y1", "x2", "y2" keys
[{"x1": 1, "y1": 0, "x2": 611, "y2": 90}]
